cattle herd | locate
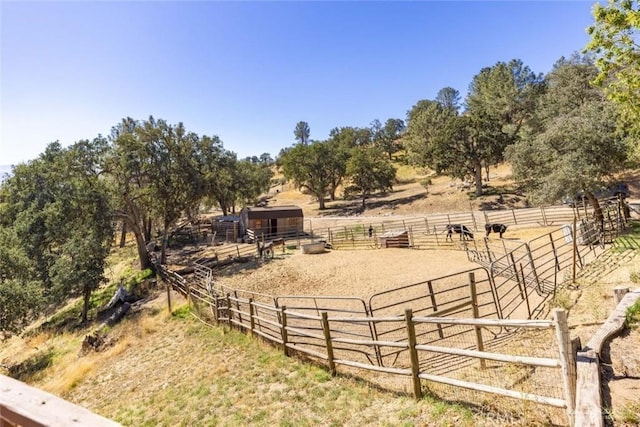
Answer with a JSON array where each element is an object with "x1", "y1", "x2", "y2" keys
[{"x1": 445, "y1": 223, "x2": 508, "y2": 241}]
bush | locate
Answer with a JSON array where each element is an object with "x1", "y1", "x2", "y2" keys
[{"x1": 420, "y1": 178, "x2": 432, "y2": 190}]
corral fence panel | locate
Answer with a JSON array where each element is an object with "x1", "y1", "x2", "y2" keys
[
  {"x1": 274, "y1": 295, "x2": 375, "y2": 365},
  {"x1": 150, "y1": 258, "x2": 579, "y2": 425},
  {"x1": 368, "y1": 269, "x2": 498, "y2": 367}
]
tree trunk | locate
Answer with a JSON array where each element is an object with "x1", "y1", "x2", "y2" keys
[
  {"x1": 81, "y1": 283, "x2": 91, "y2": 324},
  {"x1": 118, "y1": 199, "x2": 151, "y2": 270},
  {"x1": 587, "y1": 193, "x2": 604, "y2": 229},
  {"x1": 160, "y1": 225, "x2": 169, "y2": 264},
  {"x1": 134, "y1": 227, "x2": 151, "y2": 269},
  {"x1": 362, "y1": 195, "x2": 366, "y2": 210},
  {"x1": 119, "y1": 221, "x2": 127, "y2": 248},
  {"x1": 144, "y1": 217, "x2": 152, "y2": 243},
  {"x1": 474, "y1": 160, "x2": 483, "y2": 197},
  {"x1": 318, "y1": 195, "x2": 326, "y2": 210}
]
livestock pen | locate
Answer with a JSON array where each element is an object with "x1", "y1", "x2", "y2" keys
[{"x1": 156, "y1": 258, "x2": 577, "y2": 425}]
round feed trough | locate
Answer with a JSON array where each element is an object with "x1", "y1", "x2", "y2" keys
[{"x1": 300, "y1": 242, "x2": 325, "y2": 254}]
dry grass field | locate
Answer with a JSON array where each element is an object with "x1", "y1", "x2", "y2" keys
[{"x1": 2, "y1": 163, "x2": 640, "y2": 426}]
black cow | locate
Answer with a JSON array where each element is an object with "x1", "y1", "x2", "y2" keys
[
  {"x1": 485, "y1": 223, "x2": 508, "y2": 238},
  {"x1": 445, "y1": 224, "x2": 474, "y2": 241}
]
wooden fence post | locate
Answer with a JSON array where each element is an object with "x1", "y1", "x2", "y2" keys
[
  {"x1": 226, "y1": 294, "x2": 232, "y2": 326},
  {"x1": 212, "y1": 293, "x2": 219, "y2": 325},
  {"x1": 554, "y1": 309, "x2": 576, "y2": 425},
  {"x1": 321, "y1": 312, "x2": 336, "y2": 376},
  {"x1": 234, "y1": 290, "x2": 243, "y2": 325},
  {"x1": 249, "y1": 298, "x2": 255, "y2": 337},
  {"x1": 185, "y1": 278, "x2": 192, "y2": 307},
  {"x1": 468, "y1": 272, "x2": 486, "y2": 369},
  {"x1": 614, "y1": 287, "x2": 629, "y2": 305},
  {"x1": 573, "y1": 217, "x2": 577, "y2": 284},
  {"x1": 165, "y1": 277, "x2": 172, "y2": 314},
  {"x1": 404, "y1": 308, "x2": 422, "y2": 399},
  {"x1": 281, "y1": 306, "x2": 289, "y2": 356}
]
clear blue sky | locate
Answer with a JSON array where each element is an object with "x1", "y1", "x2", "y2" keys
[{"x1": 1, "y1": 1, "x2": 596, "y2": 166}]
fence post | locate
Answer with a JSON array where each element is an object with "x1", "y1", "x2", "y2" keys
[
  {"x1": 165, "y1": 277, "x2": 172, "y2": 314},
  {"x1": 226, "y1": 294, "x2": 232, "y2": 327},
  {"x1": 426, "y1": 281, "x2": 443, "y2": 339},
  {"x1": 281, "y1": 306, "x2": 289, "y2": 356},
  {"x1": 483, "y1": 238, "x2": 492, "y2": 263},
  {"x1": 614, "y1": 286, "x2": 629, "y2": 305},
  {"x1": 572, "y1": 218, "x2": 577, "y2": 284},
  {"x1": 249, "y1": 298, "x2": 255, "y2": 337},
  {"x1": 404, "y1": 308, "x2": 422, "y2": 399},
  {"x1": 185, "y1": 278, "x2": 192, "y2": 307},
  {"x1": 468, "y1": 272, "x2": 486, "y2": 369},
  {"x1": 212, "y1": 293, "x2": 219, "y2": 325},
  {"x1": 509, "y1": 252, "x2": 521, "y2": 290},
  {"x1": 470, "y1": 207, "x2": 478, "y2": 231},
  {"x1": 554, "y1": 309, "x2": 576, "y2": 425},
  {"x1": 519, "y1": 263, "x2": 531, "y2": 318},
  {"x1": 234, "y1": 290, "x2": 243, "y2": 325},
  {"x1": 408, "y1": 226, "x2": 414, "y2": 248},
  {"x1": 541, "y1": 207, "x2": 548, "y2": 226},
  {"x1": 321, "y1": 312, "x2": 336, "y2": 376},
  {"x1": 511, "y1": 209, "x2": 517, "y2": 225}
]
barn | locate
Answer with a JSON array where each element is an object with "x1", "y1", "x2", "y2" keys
[{"x1": 240, "y1": 205, "x2": 304, "y2": 241}]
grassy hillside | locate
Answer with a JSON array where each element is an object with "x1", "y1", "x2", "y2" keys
[
  {"x1": 3, "y1": 163, "x2": 640, "y2": 426},
  {"x1": 0, "y1": 243, "x2": 505, "y2": 426}
]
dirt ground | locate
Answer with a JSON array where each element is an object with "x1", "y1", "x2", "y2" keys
[
  {"x1": 206, "y1": 162, "x2": 640, "y2": 425},
  {"x1": 214, "y1": 247, "x2": 476, "y2": 299}
]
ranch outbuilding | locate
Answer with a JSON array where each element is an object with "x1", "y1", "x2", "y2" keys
[{"x1": 240, "y1": 205, "x2": 304, "y2": 240}]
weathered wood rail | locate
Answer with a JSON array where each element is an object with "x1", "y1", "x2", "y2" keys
[
  {"x1": 157, "y1": 256, "x2": 576, "y2": 425},
  {"x1": 574, "y1": 286, "x2": 640, "y2": 427},
  {"x1": 0, "y1": 374, "x2": 120, "y2": 427}
]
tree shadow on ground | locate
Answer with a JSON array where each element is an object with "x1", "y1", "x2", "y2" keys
[{"x1": 317, "y1": 191, "x2": 428, "y2": 217}]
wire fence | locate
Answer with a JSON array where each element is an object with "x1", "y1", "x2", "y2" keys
[
  {"x1": 154, "y1": 257, "x2": 578, "y2": 425},
  {"x1": 148, "y1": 200, "x2": 630, "y2": 425}
]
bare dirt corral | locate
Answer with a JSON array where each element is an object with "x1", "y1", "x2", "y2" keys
[{"x1": 215, "y1": 248, "x2": 476, "y2": 299}]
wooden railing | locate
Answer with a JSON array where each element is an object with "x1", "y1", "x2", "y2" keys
[
  {"x1": 157, "y1": 258, "x2": 576, "y2": 425},
  {"x1": 0, "y1": 374, "x2": 120, "y2": 427},
  {"x1": 574, "y1": 287, "x2": 640, "y2": 427}
]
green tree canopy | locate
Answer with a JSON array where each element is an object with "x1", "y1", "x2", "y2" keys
[
  {"x1": 586, "y1": 0, "x2": 640, "y2": 134},
  {"x1": 280, "y1": 141, "x2": 335, "y2": 209},
  {"x1": 372, "y1": 118, "x2": 406, "y2": 160},
  {"x1": 0, "y1": 139, "x2": 114, "y2": 327},
  {"x1": 506, "y1": 56, "x2": 631, "y2": 211},
  {"x1": 294, "y1": 121, "x2": 311, "y2": 145},
  {"x1": 345, "y1": 146, "x2": 396, "y2": 209}
]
